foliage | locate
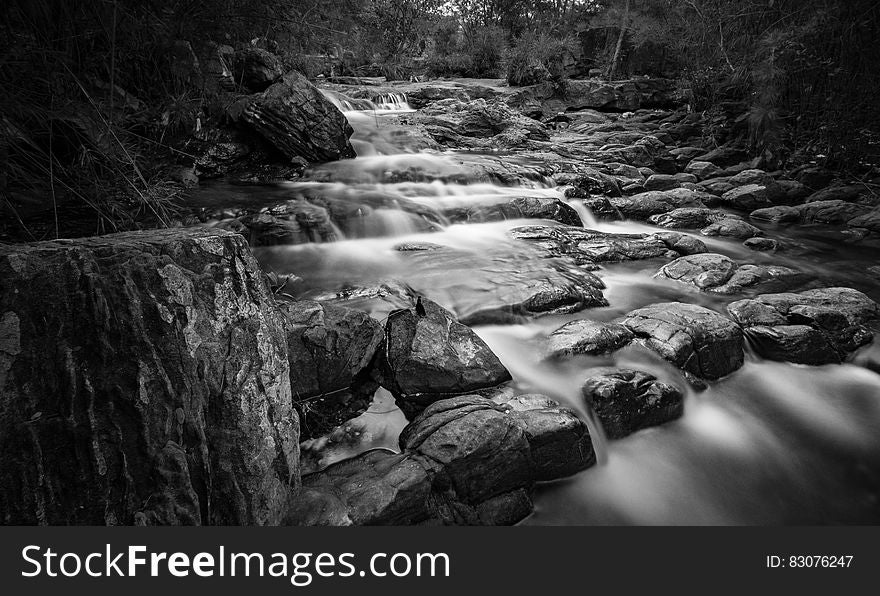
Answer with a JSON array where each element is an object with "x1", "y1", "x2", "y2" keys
[{"x1": 507, "y1": 31, "x2": 579, "y2": 91}]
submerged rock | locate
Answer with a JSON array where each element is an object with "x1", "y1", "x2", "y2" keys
[
  {"x1": 728, "y1": 288, "x2": 879, "y2": 365},
  {"x1": 581, "y1": 368, "x2": 685, "y2": 439},
  {"x1": 376, "y1": 298, "x2": 511, "y2": 417},
  {"x1": 619, "y1": 302, "x2": 745, "y2": 380},
  {"x1": 0, "y1": 228, "x2": 298, "y2": 525}
]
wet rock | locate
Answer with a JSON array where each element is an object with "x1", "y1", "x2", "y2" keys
[
  {"x1": 644, "y1": 174, "x2": 682, "y2": 191},
  {"x1": 652, "y1": 231, "x2": 709, "y2": 255},
  {"x1": 510, "y1": 224, "x2": 668, "y2": 264},
  {"x1": 0, "y1": 229, "x2": 298, "y2": 525},
  {"x1": 561, "y1": 168, "x2": 623, "y2": 197},
  {"x1": 698, "y1": 179, "x2": 736, "y2": 197},
  {"x1": 791, "y1": 165, "x2": 835, "y2": 190},
  {"x1": 394, "y1": 241, "x2": 445, "y2": 252},
  {"x1": 287, "y1": 393, "x2": 593, "y2": 525},
  {"x1": 694, "y1": 145, "x2": 749, "y2": 167},
  {"x1": 395, "y1": 242, "x2": 607, "y2": 323},
  {"x1": 215, "y1": 200, "x2": 340, "y2": 245},
  {"x1": 776, "y1": 179, "x2": 811, "y2": 203},
  {"x1": 619, "y1": 302, "x2": 745, "y2": 380},
  {"x1": 669, "y1": 146, "x2": 704, "y2": 166},
  {"x1": 727, "y1": 287, "x2": 879, "y2": 364},
  {"x1": 649, "y1": 207, "x2": 726, "y2": 229},
  {"x1": 610, "y1": 189, "x2": 706, "y2": 220},
  {"x1": 700, "y1": 218, "x2": 763, "y2": 239},
  {"x1": 445, "y1": 197, "x2": 582, "y2": 226},
  {"x1": 655, "y1": 253, "x2": 737, "y2": 290},
  {"x1": 744, "y1": 237, "x2": 779, "y2": 252},
  {"x1": 750, "y1": 201, "x2": 873, "y2": 228},
  {"x1": 229, "y1": 71, "x2": 356, "y2": 163},
  {"x1": 719, "y1": 184, "x2": 772, "y2": 210},
  {"x1": 580, "y1": 196, "x2": 623, "y2": 220},
  {"x1": 685, "y1": 161, "x2": 724, "y2": 180},
  {"x1": 376, "y1": 298, "x2": 512, "y2": 417},
  {"x1": 849, "y1": 208, "x2": 880, "y2": 232},
  {"x1": 410, "y1": 98, "x2": 549, "y2": 149},
  {"x1": 798, "y1": 200, "x2": 871, "y2": 225},
  {"x1": 805, "y1": 184, "x2": 864, "y2": 204},
  {"x1": 279, "y1": 301, "x2": 384, "y2": 440},
  {"x1": 656, "y1": 253, "x2": 806, "y2": 295},
  {"x1": 543, "y1": 320, "x2": 635, "y2": 359},
  {"x1": 231, "y1": 48, "x2": 284, "y2": 92},
  {"x1": 286, "y1": 450, "x2": 433, "y2": 526},
  {"x1": 581, "y1": 368, "x2": 684, "y2": 438},
  {"x1": 491, "y1": 394, "x2": 595, "y2": 480}
]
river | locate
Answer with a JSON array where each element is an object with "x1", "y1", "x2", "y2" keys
[{"x1": 191, "y1": 90, "x2": 880, "y2": 524}]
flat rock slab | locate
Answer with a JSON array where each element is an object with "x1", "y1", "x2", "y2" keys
[
  {"x1": 443, "y1": 197, "x2": 582, "y2": 227},
  {"x1": 509, "y1": 224, "x2": 705, "y2": 266},
  {"x1": 610, "y1": 189, "x2": 707, "y2": 220},
  {"x1": 582, "y1": 368, "x2": 685, "y2": 439},
  {"x1": 618, "y1": 302, "x2": 745, "y2": 380},
  {"x1": 727, "y1": 287, "x2": 880, "y2": 365},
  {"x1": 0, "y1": 228, "x2": 298, "y2": 525},
  {"x1": 543, "y1": 320, "x2": 635, "y2": 360},
  {"x1": 287, "y1": 394, "x2": 593, "y2": 525},
  {"x1": 656, "y1": 253, "x2": 809, "y2": 295}
]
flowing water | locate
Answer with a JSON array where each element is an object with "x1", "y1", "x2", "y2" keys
[{"x1": 193, "y1": 91, "x2": 880, "y2": 524}]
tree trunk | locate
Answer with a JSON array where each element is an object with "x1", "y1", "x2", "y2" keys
[{"x1": 607, "y1": 0, "x2": 630, "y2": 80}]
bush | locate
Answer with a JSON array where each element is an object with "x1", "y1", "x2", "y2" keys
[
  {"x1": 425, "y1": 23, "x2": 506, "y2": 78},
  {"x1": 506, "y1": 32, "x2": 578, "y2": 92}
]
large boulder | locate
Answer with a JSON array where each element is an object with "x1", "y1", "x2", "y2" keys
[
  {"x1": 287, "y1": 394, "x2": 593, "y2": 525},
  {"x1": 231, "y1": 48, "x2": 284, "y2": 92},
  {"x1": 0, "y1": 229, "x2": 298, "y2": 525},
  {"x1": 727, "y1": 288, "x2": 879, "y2": 365},
  {"x1": 619, "y1": 302, "x2": 745, "y2": 380},
  {"x1": 279, "y1": 301, "x2": 384, "y2": 439},
  {"x1": 581, "y1": 368, "x2": 684, "y2": 439},
  {"x1": 230, "y1": 71, "x2": 356, "y2": 163},
  {"x1": 376, "y1": 299, "x2": 512, "y2": 417}
]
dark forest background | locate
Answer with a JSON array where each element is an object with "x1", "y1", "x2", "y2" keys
[{"x1": 2, "y1": 0, "x2": 878, "y2": 240}]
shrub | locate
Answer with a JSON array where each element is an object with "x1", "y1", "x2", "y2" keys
[{"x1": 507, "y1": 32, "x2": 578, "y2": 92}]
